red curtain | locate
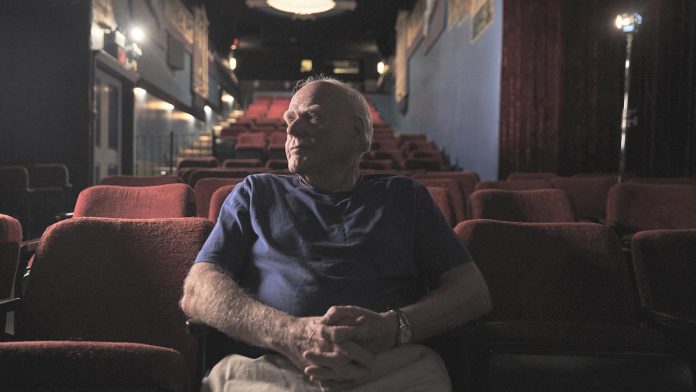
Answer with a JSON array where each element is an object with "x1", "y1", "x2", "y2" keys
[
  {"x1": 498, "y1": 0, "x2": 562, "y2": 179},
  {"x1": 499, "y1": 0, "x2": 696, "y2": 179}
]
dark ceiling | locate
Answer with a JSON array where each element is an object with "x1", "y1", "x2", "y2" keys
[{"x1": 185, "y1": 0, "x2": 415, "y2": 81}]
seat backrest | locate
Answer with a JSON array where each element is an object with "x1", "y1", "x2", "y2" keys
[
  {"x1": 425, "y1": 186, "x2": 455, "y2": 227},
  {"x1": 550, "y1": 176, "x2": 617, "y2": 221},
  {"x1": 188, "y1": 168, "x2": 261, "y2": 187},
  {"x1": 0, "y1": 166, "x2": 29, "y2": 191},
  {"x1": 416, "y1": 178, "x2": 466, "y2": 224},
  {"x1": 209, "y1": 185, "x2": 237, "y2": 222},
  {"x1": 455, "y1": 220, "x2": 635, "y2": 324},
  {"x1": 0, "y1": 214, "x2": 22, "y2": 299},
  {"x1": 628, "y1": 177, "x2": 696, "y2": 187},
  {"x1": 99, "y1": 175, "x2": 182, "y2": 187},
  {"x1": 176, "y1": 157, "x2": 218, "y2": 170},
  {"x1": 74, "y1": 184, "x2": 196, "y2": 218},
  {"x1": 27, "y1": 163, "x2": 70, "y2": 188},
  {"x1": 476, "y1": 179, "x2": 552, "y2": 191},
  {"x1": 17, "y1": 217, "x2": 212, "y2": 377},
  {"x1": 631, "y1": 229, "x2": 696, "y2": 315},
  {"x1": 412, "y1": 171, "x2": 480, "y2": 207},
  {"x1": 507, "y1": 172, "x2": 557, "y2": 181},
  {"x1": 469, "y1": 189, "x2": 576, "y2": 222},
  {"x1": 194, "y1": 178, "x2": 244, "y2": 218},
  {"x1": 222, "y1": 159, "x2": 264, "y2": 169},
  {"x1": 606, "y1": 183, "x2": 696, "y2": 232}
]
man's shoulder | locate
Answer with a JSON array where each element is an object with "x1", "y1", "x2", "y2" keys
[{"x1": 244, "y1": 173, "x2": 295, "y2": 188}]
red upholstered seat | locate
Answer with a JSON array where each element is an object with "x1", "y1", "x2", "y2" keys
[
  {"x1": 0, "y1": 166, "x2": 31, "y2": 237},
  {"x1": 404, "y1": 157, "x2": 441, "y2": 171},
  {"x1": 632, "y1": 230, "x2": 696, "y2": 340},
  {"x1": 370, "y1": 149, "x2": 404, "y2": 169},
  {"x1": 425, "y1": 186, "x2": 455, "y2": 227},
  {"x1": 506, "y1": 171, "x2": 557, "y2": 181},
  {"x1": 235, "y1": 133, "x2": 267, "y2": 160},
  {"x1": 606, "y1": 183, "x2": 696, "y2": 235},
  {"x1": 267, "y1": 132, "x2": 288, "y2": 160},
  {"x1": 359, "y1": 159, "x2": 395, "y2": 170},
  {"x1": 194, "y1": 178, "x2": 244, "y2": 218},
  {"x1": 550, "y1": 176, "x2": 617, "y2": 222},
  {"x1": 416, "y1": 178, "x2": 466, "y2": 224},
  {"x1": 188, "y1": 168, "x2": 263, "y2": 187},
  {"x1": 209, "y1": 184, "x2": 237, "y2": 222},
  {"x1": 453, "y1": 220, "x2": 689, "y2": 390},
  {"x1": 265, "y1": 160, "x2": 289, "y2": 170},
  {"x1": 0, "y1": 214, "x2": 21, "y2": 303},
  {"x1": 412, "y1": 171, "x2": 480, "y2": 217},
  {"x1": 222, "y1": 158, "x2": 264, "y2": 168},
  {"x1": 628, "y1": 177, "x2": 696, "y2": 186},
  {"x1": 99, "y1": 175, "x2": 183, "y2": 186},
  {"x1": 4, "y1": 217, "x2": 213, "y2": 391},
  {"x1": 0, "y1": 341, "x2": 189, "y2": 390},
  {"x1": 469, "y1": 189, "x2": 576, "y2": 222},
  {"x1": 476, "y1": 179, "x2": 552, "y2": 191},
  {"x1": 176, "y1": 156, "x2": 219, "y2": 170},
  {"x1": 397, "y1": 134, "x2": 427, "y2": 143},
  {"x1": 73, "y1": 183, "x2": 196, "y2": 218}
]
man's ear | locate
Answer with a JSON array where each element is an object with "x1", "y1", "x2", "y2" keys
[{"x1": 353, "y1": 115, "x2": 369, "y2": 152}]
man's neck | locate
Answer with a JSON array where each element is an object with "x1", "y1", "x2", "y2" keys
[{"x1": 298, "y1": 165, "x2": 361, "y2": 193}]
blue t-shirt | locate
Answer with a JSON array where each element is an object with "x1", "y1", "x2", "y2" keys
[{"x1": 196, "y1": 173, "x2": 472, "y2": 317}]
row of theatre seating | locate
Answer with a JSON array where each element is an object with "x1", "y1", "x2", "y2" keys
[
  {"x1": 0, "y1": 164, "x2": 72, "y2": 239},
  {"x1": 217, "y1": 95, "x2": 450, "y2": 170},
  {"x1": 215, "y1": 125, "x2": 450, "y2": 171},
  {"x1": 1, "y1": 167, "x2": 694, "y2": 390}
]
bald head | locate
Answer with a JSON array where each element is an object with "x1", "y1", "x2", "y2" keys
[{"x1": 293, "y1": 77, "x2": 373, "y2": 151}]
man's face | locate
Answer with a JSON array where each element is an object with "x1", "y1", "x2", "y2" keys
[{"x1": 284, "y1": 82, "x2": 364, "y2": 175}]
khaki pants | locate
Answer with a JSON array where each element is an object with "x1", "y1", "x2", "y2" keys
[{"x1": 201, "y1": 344, "x2": 452, "y2": 392}]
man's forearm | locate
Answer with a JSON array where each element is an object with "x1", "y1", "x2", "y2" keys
[
  {"x1": 180, "y1": 262, "x2": 294, "y2": 351},
  {"x1": 401, "y1": 262, "x2": 491, "y2": 342}
]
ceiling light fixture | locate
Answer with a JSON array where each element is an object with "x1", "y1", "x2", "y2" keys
[{"x1": 266, "y1": 0, "x2": 335, "y2": 15}]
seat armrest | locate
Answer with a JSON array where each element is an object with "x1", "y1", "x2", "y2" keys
[
  {"x1": 643, "y1": 309, "x2": 696, "y2": 331},
  {"x1": 186, "y1": 319, "x2": 214, "y2": 335},
  {"x1": 0, "y1": 297, "x2": 21, "y2": 314},
  {"x1": 55, "y1": 212, "x2": 74, "y2": 221}
]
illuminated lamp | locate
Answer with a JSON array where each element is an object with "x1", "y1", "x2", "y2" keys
[
  {"x1": 613, "y1": 13, "x2": 642, "y2": 182},
  {"x1": 267, "y1": 0, "x2": 335, "y2": 15}
]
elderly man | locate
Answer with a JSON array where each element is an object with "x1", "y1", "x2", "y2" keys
[{"x1": 181, "y1": 77, "x2": 491, "y2": 391}]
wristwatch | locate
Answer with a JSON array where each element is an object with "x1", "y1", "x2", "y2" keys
[{"x1": 390, "y1": 308, "x2": 412, "y2": 345}]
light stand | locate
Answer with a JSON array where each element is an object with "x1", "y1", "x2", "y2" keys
[{"x1": 614, "y1": 13, "x2": 642, "y2": 182}]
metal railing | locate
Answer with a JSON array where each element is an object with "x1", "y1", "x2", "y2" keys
[{"x1": 135, "y1": 131, "x2": 212, "y2": 176}]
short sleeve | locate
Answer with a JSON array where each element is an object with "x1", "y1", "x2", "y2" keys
[
  {"x1": 413, "y1": 183, "x2": 473, "y2": 286},
  {"x1": 195, "y1": 178, "x2": 257, "y2": 276}
]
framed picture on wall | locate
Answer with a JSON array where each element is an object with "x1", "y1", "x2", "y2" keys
[{"x1": 471, "y1": 0, "x2": 494, "y2": 43}]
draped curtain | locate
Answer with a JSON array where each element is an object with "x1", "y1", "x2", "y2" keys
[{"x1": 499, "y1": 0, "x2": 696, "y2": 179}]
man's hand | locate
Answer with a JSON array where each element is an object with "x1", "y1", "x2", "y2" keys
[
  {"x1": 302, "y1": 305, "x2": 399, "y2": 380},
  {"x1": 285, "y1": 316, "x2": 375, "y2": 383}
]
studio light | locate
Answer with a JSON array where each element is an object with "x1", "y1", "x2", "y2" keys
[
  {"x1": 614, "y1": 12, "x2": 642, "y2": 182},
  {"x1": 614, "y1": 13, "x2": 642, "y2": 33}
]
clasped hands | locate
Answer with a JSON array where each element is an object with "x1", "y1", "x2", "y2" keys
[{"x1": 286, "y1": 305, "x2": 399, "y2": 384}]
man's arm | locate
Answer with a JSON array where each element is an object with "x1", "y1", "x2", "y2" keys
[
  {"x1": 315, "y1": 262, "x2": 491, "y2": 353},
  {"x1": 180, "y1": 262, "x2": 375, "y2": 379}
]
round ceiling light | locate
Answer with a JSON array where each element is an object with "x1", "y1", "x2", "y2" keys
[{"x1": 267, "y1": 0, "x2": 335, "y2": 15}]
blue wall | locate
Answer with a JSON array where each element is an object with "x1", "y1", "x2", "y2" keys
[{"x1": 370, "y1": 0, "x2": 503, "y2": 180}]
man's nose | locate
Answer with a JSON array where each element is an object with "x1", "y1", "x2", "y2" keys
[{"x1": 286, "y1": 119, "x2": 307, "y2": 138}]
